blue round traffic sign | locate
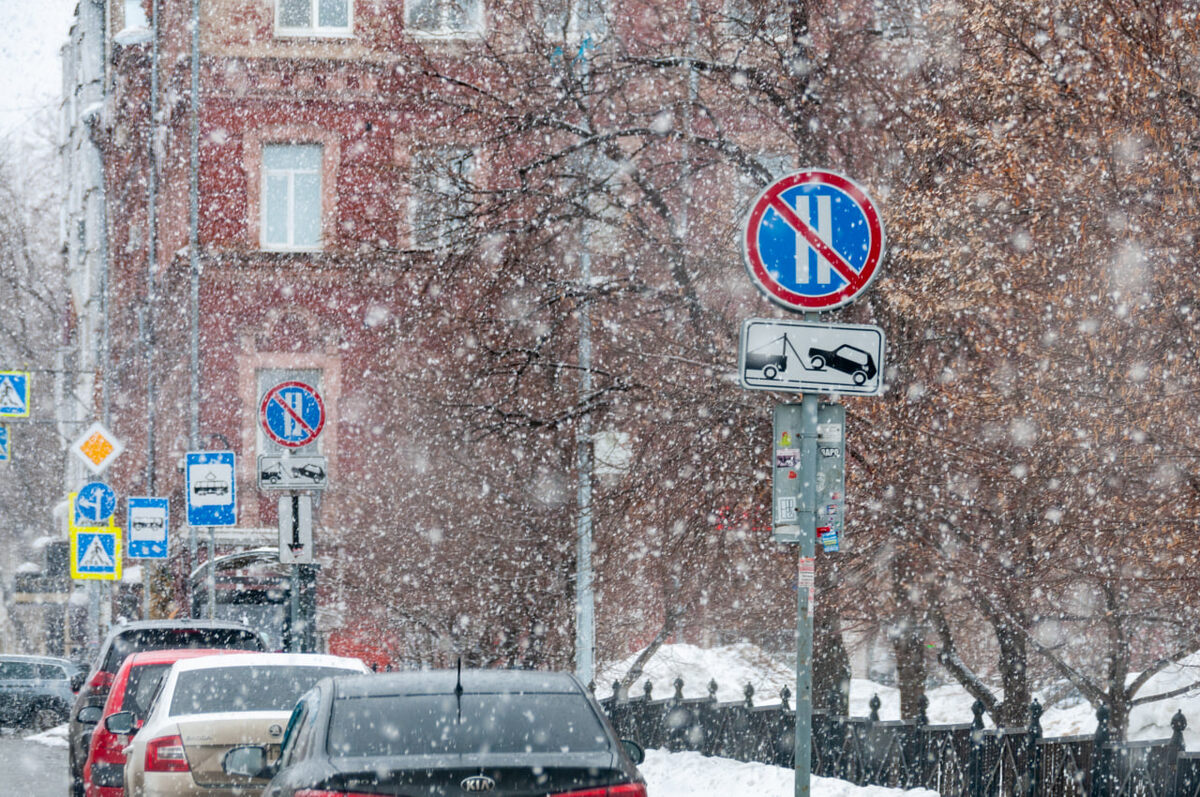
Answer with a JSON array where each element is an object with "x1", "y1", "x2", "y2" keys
[
  {"x1": 743, "y1": 169, "x2": 886, "y2": 312},
  {"x1": 260, "y1": 381, "x2": 326, "y2": 448},
  {"x1": 76, "y1": 481, "x2": 117, "y2": 525}
]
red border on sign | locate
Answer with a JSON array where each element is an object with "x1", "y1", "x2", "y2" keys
[
  {"x1": 743, "y1": 170, "x2": 885, "y2": 312},
  {"x1": 259, "y1": 381, "x2": 326, "y2": 448}
]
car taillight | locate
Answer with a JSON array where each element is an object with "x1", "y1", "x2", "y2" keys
[
  {"x1": 88, "y1": 671, "x2": 115, "y2": 692},
  {"x1": 550, "y1": 785, "x2": 648, "y2": 797},
  {"x1": 145, "y1": 734, "x2": 189, "y2": 772}
]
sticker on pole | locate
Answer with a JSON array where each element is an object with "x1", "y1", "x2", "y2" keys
[
  {"x1": 743, "y1": 170, "x2": 885, "y2": 312},
  {"x1": 260, "y1": 382, "x2": 326, "y2": 449}
]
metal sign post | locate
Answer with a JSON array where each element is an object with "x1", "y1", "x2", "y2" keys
[{"x1": 740, "y1": 169, "x2": 888, "y2": 797}]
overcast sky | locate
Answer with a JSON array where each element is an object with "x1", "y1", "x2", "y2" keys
[{"x1": 0, "y1": 0, "x2": 79, "y2": 144}]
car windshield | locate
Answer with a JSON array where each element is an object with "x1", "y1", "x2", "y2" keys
[
  {"x1": 101, "y1": 629, "x2": 263, "y2": 673},
  {"x1": 169, "y1": 666, "x2": 351, "y2": 716},
  {"x1": 327, "y1": 693, "x2": 611, "y2": 756}
]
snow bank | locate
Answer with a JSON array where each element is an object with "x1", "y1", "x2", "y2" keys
[
  {"x1": 641, "y1": 749, "x2": 937, "y2": 797},
  {"x1": 599, "y1": 642, "x2": 1200, "y2": 746},
  {"x1": 26, "y1": 723, "x2": 69, "y2": 748},
  {"x1": 598, "y1": 643, "x2": 795, "y2": 704}
]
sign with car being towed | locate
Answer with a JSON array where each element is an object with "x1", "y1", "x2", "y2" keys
[
  {"x1": 739, "y1": 318, "x2": 886, "y2": 396},
  {"x1": 257, "y1": 454, "x2": 328, "y2": 491}
]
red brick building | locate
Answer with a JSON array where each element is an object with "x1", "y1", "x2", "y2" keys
[{"x1": 65, "y1": 0, "x2": 901, "y2": 671}]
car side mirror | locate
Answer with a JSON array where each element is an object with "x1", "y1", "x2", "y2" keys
[
  {"x1": 223, "y1": 745, "x2": 269, "y2": 778},
  {"x1": 104, "y1": 711, "x2": 136, "y2": 735},
  {"x1": 620, "y1": 739, "x2": 645, "y2": 765},
  {"x1": 70, "y1": 673, "x2": 86, "y2": 693},
  {"x1": 76, "y1": 705, "x2": 103, "y2": 725}
]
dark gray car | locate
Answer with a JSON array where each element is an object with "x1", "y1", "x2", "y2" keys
[
  {"x1": 0, "y1": 654, "x2": 79, "y2": 730},
  {"x1": 225, "y1": 668, "x2": 646, "y2": 797}
]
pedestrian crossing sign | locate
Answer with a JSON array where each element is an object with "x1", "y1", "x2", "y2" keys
[
  {"x1": 0, "y1": 371, "x2": 30, "y2": 418},
  {"x1": 0, "y1": 424, "x2": 9, "y2": 462},
  {"x1": 69, "y1": 492, "x2": 122, "y2": 580}
]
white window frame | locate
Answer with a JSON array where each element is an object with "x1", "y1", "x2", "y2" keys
[
  {"x1": 540, "y1": 0, "x2": 608, "y2": 43},
  {"x1": 404, "y1": 0, "x2": 485, "y2": 40},
  {"x1": 723, "y1": 0, "x2": 789, "y2": 42},
  {"x1": 409, "y1": 147, "x2": 474, "y2": 251},
  {"x1": 275, "y1": 0, "x2": 354, "y2": 38},
  {"x1": 261, "y1": 144, "x2": 324, "y2": 252}
]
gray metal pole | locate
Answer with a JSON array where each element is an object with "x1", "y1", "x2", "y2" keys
[
  {"x1": 574, "y1": 47, "x2": 595, "y2": 687},
  {"x1": 795, "y1": 390, "x2": 817, "y2": 797},
  {"x1": 188, "y1": 0, "x2": 202, "y2": 619},
  {"x1": 143, "y1": 0, "x2": 160, "y2": 623},
  {"x1": 206, "y1": 527, "x2": 216, "y2": 619},
  {"x1": 290, "y1": 565, "x2": 301, "y2": 652}
]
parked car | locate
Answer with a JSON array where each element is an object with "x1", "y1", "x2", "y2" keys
[
  {"x1": 68, "y1": 621, "x2": 267, "y2": 797},
  {"x1": 224, "y1": 668, "x2": 647, "y2": 797},
  {"x1": 120, "y1": 652, "x2": 368, "y2": 797},
  {"x1": 81, "y1": 649, "x2": 241, "y2": 797},
  {"x1": 0, "y1": 654, "x2": 80, "y2": 730}
]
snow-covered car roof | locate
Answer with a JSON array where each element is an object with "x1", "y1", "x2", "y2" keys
[{"x1": 168, "y1": 652, "x2": 367, "y2": 673}]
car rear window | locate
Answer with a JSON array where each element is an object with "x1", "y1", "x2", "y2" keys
[
  {"x1": 0, "y1": 662, "x2": 35, "y2": 679},
  {"x1": 327, "y1": 693, "x2": 611, "y2": 756},
  {"x1": 122, "y1": 663, "x2": 172, "y2": 720},
  {"x1": 36, "y1": 664, "x2": 67, "y2": 680},
  {"x1": 169, "y1": 666, "x2": 350, "y2": 716},
  {"x1": 102, "y1": 629, "x2": 263, "y2": 673}
]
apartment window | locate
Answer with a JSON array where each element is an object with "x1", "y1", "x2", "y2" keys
[
  {"x1": 405, "y1": 0, "x2": 484, "y2": 38},
  {"x1": 262, "y1": 144, "x2": 323, "y2": 251},
  {"x1": 277, "y1": 0, "x2": 352, "y2": 36},
  {"x1": 873, "y1": 0, "x2": 930, "y2": 40},
  {"x1": 538, "y1": 0, "x2": 607, "y2": 42},
  {"x1": 724, "y1": 0, "x2": 789, "y2": 41},
  {"x1": 410, "y1": 147, "x2": 473, "y2": 250}
]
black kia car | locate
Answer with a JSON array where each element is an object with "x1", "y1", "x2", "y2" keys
[{"x1": 224, "y1": 668, "x2": 647, "y2": 797}]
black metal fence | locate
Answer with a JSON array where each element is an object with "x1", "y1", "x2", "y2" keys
[{"x1": 598, "y1": 678, "x2": 1200, "y2": 796}]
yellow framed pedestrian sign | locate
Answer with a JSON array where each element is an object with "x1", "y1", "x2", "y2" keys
[{"x1": 68, "y1": 492, "x2": 122, "y2": 581}]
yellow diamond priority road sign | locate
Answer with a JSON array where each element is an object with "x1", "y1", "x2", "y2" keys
[{"x1": 71, "y1": 421, "x2": 125, "y2": 475}]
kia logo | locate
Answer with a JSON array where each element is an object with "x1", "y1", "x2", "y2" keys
[{"x1": 461, "y1": 775, "x2": 496, "y2": 792}]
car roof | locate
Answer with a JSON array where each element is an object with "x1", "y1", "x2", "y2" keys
[
  {"x1": 121, "y1": 648, "x2": 240, "y2": 668},
  {"x1": 0, "y1": 654, "x2": 76, "y2": 667},
  {"x1": 170, "y1": 652, "x2": 367, "y2": 674},
  {"x1": 105, "y1": 619, "x2": 258, "y2": 636},
  {"x1": 334, "y1": 669, "x2": 584, "y2": 699}
]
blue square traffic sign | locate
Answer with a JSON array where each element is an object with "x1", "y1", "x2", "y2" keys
[
  {"x1": 128, "y1": 496, "x2": 169, "y2": 559},
  {"x1": 186, "y1": 451, "x2": 236, "y2": 527},
  {"x1": 0, "y1": 372, "x2": 30, "y2": 418}
]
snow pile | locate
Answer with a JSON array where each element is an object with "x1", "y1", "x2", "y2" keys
[
  {"x1": 597, "y1": 642, "x2": 1200, "y2": 746},
  {"x1": 597, "y1": 642, "x2": 795, "y2": 704},
  {"x1": 26, "y1": 723, "x2": 69, "y2": 747},
  {"x1": 641, "y1": 749, "x2": 937, "y2": 797}
]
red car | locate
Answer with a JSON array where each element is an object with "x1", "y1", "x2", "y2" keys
[{"x1": 81, "y1": 649, "x2": 238, "y2": 797}]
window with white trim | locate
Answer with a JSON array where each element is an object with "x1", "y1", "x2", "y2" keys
[
  {"x1": 276, "y1": 0, "x2": 352, "y2": 36},
  {"x1": 410, "y1": 147, "x2": 474, "y2": 250},
  {"x1": 724, "y1": 0, "x2": 789, "y2": 41},
  {"x1": 405, "y1": 0, "x2": 484, "y2": 38},
  {"x1": 262, "y1": 144, "x2": 323, "y2": 251},
  {"x1": 538, "y1": 0, "x2": 607, "y2": 42}
]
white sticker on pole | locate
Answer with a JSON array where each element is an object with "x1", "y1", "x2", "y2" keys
[{"x1": 799, "y1": 556, "x2": 816, "y2": 609}]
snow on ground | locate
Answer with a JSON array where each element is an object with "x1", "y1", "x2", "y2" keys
[
  {"x1": 598, "y1": 642, "x2": 796, "y2": 704},
  {"x1": 601, "y1": 643, "x2": 1200, "y2": 746},
  {"x1": 25, "y1": 723, "x2": 69, "y2": 747},
  {"x1": 641, "y1": 749, "x2": 937, "y2": 797}
]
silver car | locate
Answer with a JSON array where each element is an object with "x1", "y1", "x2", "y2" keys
[{"x1": 117, "y1": 652, "x2": 367, "y2": 797}]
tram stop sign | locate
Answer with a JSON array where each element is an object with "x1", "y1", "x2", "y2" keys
[{"x1": 743, "y1": 169, "x2": 886, "y2": 312}]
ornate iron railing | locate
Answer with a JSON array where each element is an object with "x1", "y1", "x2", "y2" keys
[{"x1": 597, "y1": 679, "x2": 1192, "y2": 796}]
